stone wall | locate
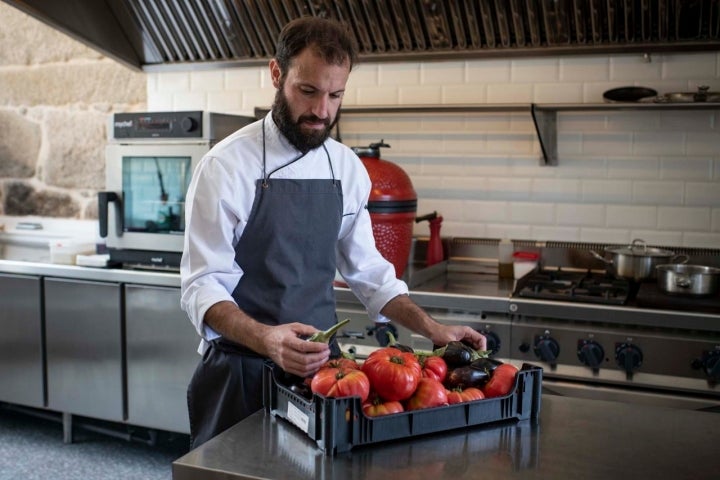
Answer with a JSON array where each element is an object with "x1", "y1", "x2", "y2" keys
[{"x1": 0, "y1": 3, "x2": 146, "y2": 219}]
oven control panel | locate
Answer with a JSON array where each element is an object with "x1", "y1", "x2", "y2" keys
[
  {"x1": 113, "y1": 111, "x2": 205, "y2": 139},
  {"x1": 110, "y1": 111, "x2": 255, "y2": 141},
  {"x1": 511, "y1": 317, "x2": 720, "y2": 394}
]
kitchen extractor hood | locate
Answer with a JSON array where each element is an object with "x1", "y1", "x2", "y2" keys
[{"x1": 4, "y1": 0, "x2": 720, "y2": 72}]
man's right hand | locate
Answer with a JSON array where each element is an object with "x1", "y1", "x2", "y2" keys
[
  {"x1": 261, "y1": 323, "x2": 331, "y2": 378},
  {"x1": 205, "y1": 302, "x2": 331, "y2": 377}
]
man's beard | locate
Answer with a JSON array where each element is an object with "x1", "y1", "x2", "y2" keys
[{"x1": 271, "y1": 88, "x2": 339, "y2": 153}]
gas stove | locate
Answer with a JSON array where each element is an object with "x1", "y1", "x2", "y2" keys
[
  {"x1": 513, "y1": 266, "x2": 720, "y2": 315},
  {"x1": 508, "y1": 267, "x2": 720, "y2": 410},
  {"x1": 514, "y1": 268, "x2": 632, "y2": 305}
]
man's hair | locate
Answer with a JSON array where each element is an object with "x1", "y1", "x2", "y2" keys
[{"x1": 274, "y1": 16, "x2": 359, "y2": 78}]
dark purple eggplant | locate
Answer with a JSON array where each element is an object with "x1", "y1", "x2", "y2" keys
[
  {"x1": 386, "y1": 330, "x2": 414, "y2": 353},
  {"x1": 470, "y1": 357, "x2": 504, "y2": 374},
  {"x1": 279, "y1": 371, "x2": 313, "y2": 399},
  {"x1": 289, "y1": 382, "x2": 313, "y2": 399},
  {"x1": 445, "y1": 366, "x2": 490, "y2": 389},
  {"x1": 441, "y1": 341, "x2": 479, "y2": 367}
]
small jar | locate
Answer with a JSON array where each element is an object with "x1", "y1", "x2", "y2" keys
[{"x1": 513, "y1": 251, "x2": 540, "y2": 279}]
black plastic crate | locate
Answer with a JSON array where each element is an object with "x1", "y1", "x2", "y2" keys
[{"x1": 263, "y1": 361, "x2": 543, "y2": 455}]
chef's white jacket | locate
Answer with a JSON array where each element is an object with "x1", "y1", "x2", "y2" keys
[{"x1": 180, "y1": 113, "x2": 408, "y2": 353}]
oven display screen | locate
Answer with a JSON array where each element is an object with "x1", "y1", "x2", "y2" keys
[
  {"x1": 137, "y1": 118, "x2": 172, "y2": 132},
  {"x1": 121, "y1": 155, "x2": 192, "y2": 234}
]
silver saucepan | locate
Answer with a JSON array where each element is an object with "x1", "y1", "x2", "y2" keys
[
  {"x1": 591, "y1": 239, "x2": 688, "y2": 282},
  {"x1": 656, "y1": 264, "x2": 720, "y2": 296}
]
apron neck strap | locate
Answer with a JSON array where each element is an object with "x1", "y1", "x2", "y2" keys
[{"x1": 262, "y1": 116, "x2": 335, "y2": 187}]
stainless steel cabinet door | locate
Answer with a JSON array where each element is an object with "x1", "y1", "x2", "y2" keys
[
  {"x1": 44, "y1": 278, "x2": 124, "y2": 421},
  {"x1": 0, "y1": 274, "x2": 44, "y2": 407},
  {"x1": 125, "y1": 284, "x2": 198, "y2": 434}
]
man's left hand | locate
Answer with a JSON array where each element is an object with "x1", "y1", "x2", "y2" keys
[{"x1": 429, "y1": 325, "x2": 487, "y2": 351}]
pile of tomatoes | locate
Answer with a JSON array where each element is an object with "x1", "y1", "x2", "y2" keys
[{"x1": 307, "y1": 345, "x2": 519, "y2": 417}]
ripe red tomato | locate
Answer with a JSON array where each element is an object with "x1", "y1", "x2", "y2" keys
[
  {"x1": 321, "y1": 357, "x2": 360, "y2": 371},
  {"x1": 483, "y1": 363, "x2": 519, "y2": 398},
  {"x1": 405, "y1": 377, "x2": 448, "y2": 411},
  {"x1": 419, "y1": 355, "x2": 448, "y2": 383},
  {"x1": 310, "y1": 368, "x2": 370, "y2": 402},
  {"x1": 362, "y1": 392, "x2": 404, "y2": 417},
  {"x1": 307, "y1": 358, "x2": 360, "y2": 389},
  {"x1": 361, "y1": 347, "x2": 422, "y2": 401},
  {"x1": 446, "y1": 387, "x2": 485, "y2": 404}
]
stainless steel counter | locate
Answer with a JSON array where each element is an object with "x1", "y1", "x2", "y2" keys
[
  {"x1": 172, "y1": 395, "x2": 720, "y2": 480},
  {"x1": 0, "y1": 259, "x2": 180, "y2": 287},
  {"x1": 3, "y1": 258, "x2": 717, "y2": 332}
]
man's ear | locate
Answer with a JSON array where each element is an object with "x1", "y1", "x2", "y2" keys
[{"x1": 269, "y1": 59, "x2": 281, "y2": 89}]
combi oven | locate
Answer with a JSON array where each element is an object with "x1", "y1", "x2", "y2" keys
[{"x1": 98, "y1": 111, "x2": 253, "y2": 269}]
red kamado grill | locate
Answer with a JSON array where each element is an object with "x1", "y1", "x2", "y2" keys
[{"x1": 352, "y1": 141, "x2": 417, "y2": 279}]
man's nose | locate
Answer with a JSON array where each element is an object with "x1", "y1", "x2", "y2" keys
[{"x1": 311, "y1": 95, "x2": 330, "y2": 119}]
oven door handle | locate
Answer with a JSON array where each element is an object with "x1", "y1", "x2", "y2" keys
[{"x1": 98, "y1": 191, "x2": 124, "y2": 238}]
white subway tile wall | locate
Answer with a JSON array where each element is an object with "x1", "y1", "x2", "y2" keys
[{"x1": 147, "y1": 52, "x2": 720, "y2": 248}]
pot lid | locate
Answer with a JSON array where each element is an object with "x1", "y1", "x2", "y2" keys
[{"x1": 606, "y1": 239, "x2": 675, "y2": 257}]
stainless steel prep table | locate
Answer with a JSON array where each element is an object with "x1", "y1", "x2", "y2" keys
[
  {"x1": 0, "y1": 259, "x2": 181, "y2": 287},
  {"x1": 172, "y1": 395, "x2": 719, "y2": 480}
]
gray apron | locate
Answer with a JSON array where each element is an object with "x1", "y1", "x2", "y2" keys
[{"x1": 187, "y1": 119, "x2": 343, "y2": 448}]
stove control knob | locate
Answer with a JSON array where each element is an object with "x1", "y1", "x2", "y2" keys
[
  {"x1": 180, "y1": 116, "x2": 198, "y2": 133},
  {"x1": 533, "y1": 335, "x2": 560, "y2": 365},
  {"x1": 577, "y1": 339, "x2": 605, "y2": 369},
  {"x1": 615, "y1": 343, "x2": 643, "y2": 374},
  {"x1": 699, "y1": 349, "x2": 720, "y2": 382},
  {"x1": 479, "y1": 330, "x2": 501, "y2": 356}
]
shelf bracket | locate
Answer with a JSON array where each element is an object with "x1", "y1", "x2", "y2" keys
[{"x1": 531, "y1": 104, "x2": 557, "y2": 166}]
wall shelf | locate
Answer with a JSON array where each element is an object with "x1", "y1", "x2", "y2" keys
[{"x1": 255, "y1": 102, "x2": 720, "y2": 166}]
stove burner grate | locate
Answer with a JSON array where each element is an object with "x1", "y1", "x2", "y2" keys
[{"x1": 516, "y1": 269, "x2": 631, "y2": 305}]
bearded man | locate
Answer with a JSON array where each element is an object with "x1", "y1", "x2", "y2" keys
[{"x1": 180, "y1": 16, "x2": 485, "y2": 448}]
